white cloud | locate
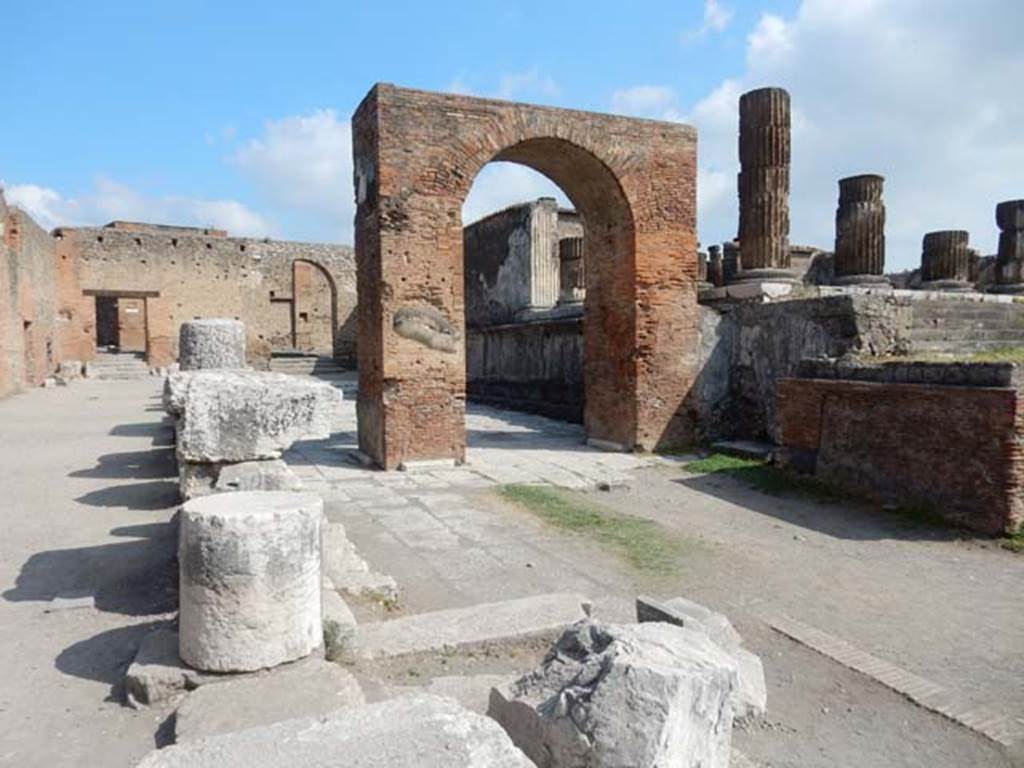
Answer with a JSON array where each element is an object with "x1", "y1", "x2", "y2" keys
[
  {"x1": 463, "y1": 163, "x2": 570, "y2": 226},
  {"x1": 233, "y1": 109, "x2": 352, "y2": 241},
  {"x1": 495, "y1": 69, "x2": 560, "y2": 101},
  {"x1": 611, "y1": 85, "x2": 678, "y2": 119},
  {"x1": 3, "y1": 177, "x2": 271, "y2": 237},
  {"x1": 680, "y1": 0, "x2": 1024, "y2": 269},
  {"x1": 684, "y1": 0, "x2": 735, "y2": 42}
]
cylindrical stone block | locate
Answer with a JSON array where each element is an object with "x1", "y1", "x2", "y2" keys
[
  {"x1": 722, "y1": 241, "x2": 741, "y2": 283},
  {"x1": 708, "y1": 245, "x2": 724, "y2": 287},
  {"x1": 179, "y1": 319, "x2": 247, "y2": 371},
  {"x1": 994, "y1": 200, "x2": 1024, "y2": 292},
  {"x1": 834, "y1": 175, "x2": 887, "y2": 283},
  {"x1": 179, "y1": 491, "x2": 323, "y2": 672},
  {"x1": 558, "y1": 237, "x2": 585, "y2": 305},
  {"x1": 736, "y1": 88, "x2": 792, "y2": 278},
  {"x1": 921, "y1": 230, "x2": 972, "y2": 290}
]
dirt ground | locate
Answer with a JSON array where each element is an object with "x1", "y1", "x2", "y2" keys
[{"x1": 0, "y1": 378, "x2": 1020, "y2": 767}]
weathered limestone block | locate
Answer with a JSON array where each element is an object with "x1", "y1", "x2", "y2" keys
[
  {"x1": 136, "y1": 694, "x2": 536, "y2": 767},
  {"x1": 993, "y1": 199, "x2": 1024, "y2": 293},
  {"x1": 175, "y1": 370, "x2": 337, "y2": 462},
  {"x1": 636, "y1": 595, "x2": 767, "y2": 719},
  {"x1": 124, "y1": 628, "x2": 214, "y2": 708},
  {"x1": 178, "y1": 459, "x2": 304, "y2": 500},
  {"x1": 163, "y1": 371, "x2": 191, "y2": 416},
  {"x1": 179, "y1": 492, "x2": 323, "y2": 672},
  {"x1": 216, "y1": 459, "x2": 302, "y2": 492},
  {"x1": 488, "y1": 620, "x2": 737, "y2": 768},
  {"x1": 321, "y1": 578, "x2": 358, "y2": 662},
  {"x1": 174, "y1": 659, "x2": 364, "y2": 743},
  {"x1": 920, "y1": 230, "x2": 972, "y2": 291},
  {"x1": 178, "y1": 318, "x2": 246, "y2": 371},
  {"x1": 322, "y1": 521, "x2": 398, "y2": 603},
  {"x1": 834, "y1": 174, "x2": 888, "y2": 284}
]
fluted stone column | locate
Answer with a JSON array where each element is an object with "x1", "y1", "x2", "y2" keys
[
  {"x1": 734, "y1": 87, "x2": 794, "y2": 283},
  {"x1": 992, "y1": 200, "x2": 1024, "y2": 294},
  {"x1": 722, "y1": 241, "x2": 741, "y2": 283},
  {"x1": 920, "y1": 230, "x2": 972, "y2": 292},
  {"x1": 833, "y1": 175, "x2": 889, "y2": 285},
  {"x1": 708, "y1": 245, "x2": 724, "y2": 287},
  {"x1": 557, "y1": 236, "x2": 585, "y2": 305}
]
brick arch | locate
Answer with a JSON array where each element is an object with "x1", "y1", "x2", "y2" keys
[{"x1": 353, "y1": 83, "x2": 699, "y2": 469}]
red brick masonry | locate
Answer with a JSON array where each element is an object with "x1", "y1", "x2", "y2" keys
[
  {"x1": 352, "y1": 84, "x2": 700, "y2": 469},
  {"x1": 777, "y1": 378, "x2": 1024, "y2": 534}
]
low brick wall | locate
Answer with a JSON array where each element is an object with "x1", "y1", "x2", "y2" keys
[{"x1": 777, "y1": 376, "x2": 1024, "y2": 534}]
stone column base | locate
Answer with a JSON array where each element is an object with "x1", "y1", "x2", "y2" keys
[
  {"x1": 832, "y1": 274, "x2": 891, "y2": 287},
  {"x1": 729, "y1": 267, "x2": 801, "y2": 285},
  {"x1": 919, "y1": 280, "x2": 973, "y2": 293}
]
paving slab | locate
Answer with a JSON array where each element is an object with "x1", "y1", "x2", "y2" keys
[
  {"x1": 138, "y1": 693, "x2": 535, "y2": 767},
  {"x1": 173, "y1": 658, "x2": 365, "y2": 743},
  {"x1": 350, "y1": 593, "x2": 590, "y2": 660}
]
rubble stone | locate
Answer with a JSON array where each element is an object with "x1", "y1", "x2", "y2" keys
[
  {"x1": 178, "y1": 319, "x2": 246, "y2": 371},
  {"x1": 124, "y1": 628, "x2": 213, "y2": 708},
  {"x1": 136, "y1": 693, "x2": 535, "y2": 767},
  {"x1": 488, "y1": 620, "x2": 737, "y2": 768},
  {"x1": 175, "y1": 370, "x2": 337, "y2": 462},
  {"x1": 174, "y1": 658, "x2": 364, "y2": 743},
  {"x1": 321, "y1": 579, "x2": 358, "y2": 662},
  {"x1": 636, "y1": 595, "x2": 767, "y2": 719},
  {"x1": 179, "y1": 491, "x2": 323, "y2": 672}
]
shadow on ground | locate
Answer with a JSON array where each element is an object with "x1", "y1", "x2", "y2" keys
[
  {"x1": 2, "y1": 520, "x2": 178, "y2": 616},
  {"x1": 674, "y1": 470, "x2": 978, "y2": 544},
  {"x1": 56, "y1": 619, "x2": 171, "y2": 695}
]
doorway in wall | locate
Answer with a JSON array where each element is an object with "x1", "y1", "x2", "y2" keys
[{"x1": 95, "y1": 296, "x2": 119, "y2": 350}]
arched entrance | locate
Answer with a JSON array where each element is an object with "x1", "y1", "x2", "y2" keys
[
  {"x1": 353, "y1": 84, "x2": 699, "y2": 469},
  {"x1": 291, "y1": 259, "x2": 338, "y2": 357}
]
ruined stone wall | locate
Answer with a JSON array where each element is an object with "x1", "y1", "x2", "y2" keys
[
  {"x1": 0, "y1": 200, "x2": 65, "y2": 397},
  {"x1": 464, "y1": 203, "x2": 534, "y2": 327},
  {"x1": 691, "y1": 294, "x2": 912, "y2": 442},
  {"x1": 57, "y1": 225, "x2": 356, "y2": 367},
  {"x1": 777, "y1": 372, "x2": 1024, "y2": 535},
  {"x1": 466, "y1": 314, "x2": 583, "y2": 422},
  {"x1": 464, "y1": 200, "x2": 583, "y2": 327}
]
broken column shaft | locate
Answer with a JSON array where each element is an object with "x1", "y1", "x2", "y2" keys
[
  {"x1": 920, "y1": 230, "x2": 972, "y2": 291},
  {"x1": 833, "y1": 175, "x2": 888, "y2": 285},
  {"x1": 993, "y1": 200, "x2": 1024, "y2": 294},
  {"x1": 735, "y1": 87, "x2": 793, "y2": 283},
  {"x1": 708, "y1": 245, "x2": 724, "y2": 287},
  {"x1": 557, "y1": 236, "x2": 585, "y2": 305}
]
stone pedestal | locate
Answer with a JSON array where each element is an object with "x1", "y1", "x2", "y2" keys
[
  {"x1": 834, "y1": 175, "x2": 889, "y2": 285},
  {"x1": 557, "y1": 236, "x2": 585, "y2": 305},
  {"x1": 920, "y1": 230, "x2": 972, "y2": 292},
  {"x1": 179, "y1": 319, "x2": 246, "y2": 370},
  {"x1": 735, "y1": 88, "x2": 796, "y2": 284},
  {"x1": 992, "y1": 200, "x2": 1024, "y2": 294},
  {"x1": 179, "y1": 491, "x2": 323, "y2": 672}
]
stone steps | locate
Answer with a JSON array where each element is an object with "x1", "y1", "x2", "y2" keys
[
  {"x1": 85, "y1": 353, "x2": 152, "y2": 380},
  {"x1": 908, "y1": 300, "x2": 1024, "y2": 354},
  {"x1": 269, "y1": 355, "x2": 348, "y2": 376}
]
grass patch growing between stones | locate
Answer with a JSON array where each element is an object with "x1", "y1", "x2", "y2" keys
[
  {"x1": 1002, "y1": 532, "x2": 1024, "y2": 554},
  {"x1": 497, "y1": 484, "x2": 687, "y2": 574},
  {"x1": 683, "y1": 453, "x2": 847, "y2": 504}
]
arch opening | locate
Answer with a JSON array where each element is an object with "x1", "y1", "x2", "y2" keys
[{"x1": 352, "y1": 84, "x2": 698, "y2": 470}]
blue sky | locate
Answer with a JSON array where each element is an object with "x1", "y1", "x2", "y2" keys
[{"x1": 4, "y1": 0, "x2": 1022, "y2": 270}]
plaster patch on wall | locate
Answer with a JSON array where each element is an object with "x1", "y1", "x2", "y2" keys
[{"x1": 393, "y1": 305, "x2": 460, "y2": 353}]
